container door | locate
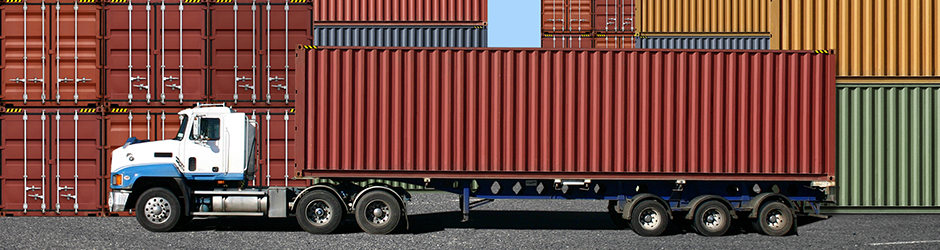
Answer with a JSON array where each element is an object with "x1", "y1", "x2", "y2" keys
[
  {"x1": 156, "y1": 0, "x2": 207, "y2": 104},
  {"x1": 49, "y1": 108, "x2": 103, "y2": 215},
  {"x1": 103, "y1": 0, "x2": 155, "y2": 104},
  {"x1": 1, "y1": 1, "x2": 50, "y2": 104},
  {"x1": 258, "y1": 109, "x2": 302, "y2": 186},
  {"x1": 1, "y1": 109, "x2": 50, "y2": 215},
  {"x1": 260, "y1": 0, "x2": 311, "y2": 105},
  {"x1": 594, "y1": 0, "x2": 635, "y2": 33},
  {"x1": 49, "y1": 1, "x2": 100, "y2": 105},
  {"x1": 208, "y1": 0, "x2": 261, "y2": 104}
]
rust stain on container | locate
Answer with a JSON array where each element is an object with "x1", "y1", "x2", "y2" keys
[
  {"x1": 313, "y1": 0, "x2": 487, "y2": 25},
  {"x1": 297, "y1": 48, "x2": 837, "y2": 181},
  {"x1": 208, "y1": 0, "x2": 310, "y2": 105},
  {"x1": 1, "y1": 107, "x2": 104, "y2": 216},
  {"x1": 777, "y1": 0, "x2": 940, "y2": 79},
  {"x1": 1, "y1": 0, "x2": 101, "y2": 106},
  {"x1": 542, "y1": 0, "x2": 593, "y2": 33},
  {"x1": 103, "y1": 0, "x2": 208, "y2": 106}
]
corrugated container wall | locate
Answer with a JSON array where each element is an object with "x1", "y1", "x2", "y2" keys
[
  {"x1": 208, "y1": 0, "x2": 310, "y2": 105},
  {"x1": 1, "y1": 0, "x2": 102, "y2": 106},
  {"x1": 297, "y1": 48, "x2": 837, "y2": 181},
  {"x1": 637, "y1": 36, "x2": 770, "y2": 50},
  {"x1": 229, "y1": 107, "x2": 308, "y2": 187},
  {"x1": 312, "y1": 0, "x2": 486, "y2": 25},
  {"x1": 542, "y1": 0, "x2": 593, "y2": 33},
  {"x1": 835, "y1": 86, "x2": 940, "y2": 210},
  {"x1": 777, "y1": 0, "x2": 940, "y2": 81},
  {"x1": 636, "y1": 0, "x2": 770, "y2": 33},
  {"x1": 593, "y1": 34, "x2": 635, "y2": 49},
  {"x1": 541, "y1": 34, "x2": 593, "y2": 48},
  {"x1": 103, "y1": 0, "x2": 208, "y2": 106},
  {"x1": 594, "y1": 0, "x2": 635, "y2": 33},
  {"x1": 313, "y1": 26, "x2": 487, "y2": 47},
  {"x1": 1, "y1": 107, "x2": 104, "y2": 216}
]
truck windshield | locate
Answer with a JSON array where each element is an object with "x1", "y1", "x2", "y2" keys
[{"x1": 174, "y1": 115, "x2": 188, "y2": 140}]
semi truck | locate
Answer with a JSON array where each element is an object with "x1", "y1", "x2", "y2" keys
[{"x1": 109, "y1": 47, "x2": 837, "y2": 236}]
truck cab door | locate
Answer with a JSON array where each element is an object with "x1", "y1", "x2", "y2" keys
[{"x1": 180, "y1": 115, "x2": 227, "y2": 179}]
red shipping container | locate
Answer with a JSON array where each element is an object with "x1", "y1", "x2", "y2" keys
[
  {"x1": 541, "y1": 34, "x2": 593, "y2": 48},
  {"x1": 542, "y1": 0, "x2": 592, "y2": 33},
  {"x1": 1, "y1": 0, "x2": 101, "y2": 106},
  {"x1": 208, "y1": 0, "x2": 310, "y2": 105},
  {"x1": 1, "y1": 107, "x2": 104, "y2": 216},
  {"x1": 296, "y1": 48, "x2": 837, "y2": 182},
  {"x1": 593, "y1": 0, "x2": 634, "y2": 33},
  {"x1": 103, "y1": 0, "x2": 208, "y2": 106},
  {"x1": 230, "y1": 107, "x2": 307, "y2": 187},
  {"x1": 594, "y1": 34, "x2": 636, "y2": 49},
  {"x1": 312, "y1": 0, "x2": 487, "y2": 25}
]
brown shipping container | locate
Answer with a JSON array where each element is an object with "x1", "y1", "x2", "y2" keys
[
  {"x1": 296, "y1": 48, "x2": 837, "y2": 181},
  {"x1": 208, "y1": 0, "x2": 310, "y2": 105},
  {"x1": 1, "y1": 0, "x2": 101, "y2": 106},
  {"x1": 1, "y1": 107, "x2": 104, "y2": 216},
  {"x1": 593, "y1": 0, "x2": 635, "y2": 33},
  {"x1": 542, "y1": 0, "x2": 592, "y2": 33},
  {"x1": 230, "y1": 107, "x2": 307, "y2": 187},
  {"x1": 312, "y1": 0, "x2": 486, "y2": 25},
  {"x1": 637, "y1": 0, "x2": 770, "y2": 33},
  {"x1": 103, "y1": 0, "x2": 208, "y2": 106},
  {"x1": 541, "y1": 34, "x2": 593, "y2": 49},
  {"x1": 593, "y1": 34, "x2": 636, "y2": 49},
  {"x1": 776, "y1": 0, "x2": 940, "y2": 80}
]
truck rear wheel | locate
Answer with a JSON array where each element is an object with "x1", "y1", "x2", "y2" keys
[
  {"x1": 296, "y1": 190, "x2": 344, "y2": 234},
  {"x1": 355, "y1": 191, "x2": 401, "y2": 234},
  {"x1": 692, "y1": 201, "x2": 731, "y2": 236},
  {"x1": 753, "y1": 201, "x2": 793, "y2": 236},
  {"x1": 630, "y1": 200, "x2": 670, "y2": 236},
  {"x1": 135, "y1": 187, "x2": 183, "y2": 232}
]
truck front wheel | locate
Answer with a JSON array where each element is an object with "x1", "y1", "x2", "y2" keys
[
  {"x1": 296, "y1": 190, "x2": 344, "y2": 234},
  {"x1": 135, "y1": 187, "x2": 184, "y2": 232},
  {"x1": 355, "y1": 191, "x2": 401, "y2": 234}
]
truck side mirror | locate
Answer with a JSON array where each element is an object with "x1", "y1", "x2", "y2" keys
[{"x1": 191, "y1": 116, "x2": 204, "y2": 141}]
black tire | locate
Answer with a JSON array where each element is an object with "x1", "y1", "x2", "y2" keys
[
  {"x1": 135, "y1": 187, "x2": 183, "y2": 232},
  {"x1": 608, "y1": 200, "x2": 629, "y2": 229},
  {"x1": 296, "y1": 190, "x2": 344, "y2": 234},
  {"x1": 752, "y1": 201, "x2": 793, "y2": 236},
  {"x1": 630, "y1": 200, "x2": 670, "y2": 236},
  {"x1": 355, "y1": 191, "x2": 402, "y2": 234},
  {"x1": 692, "y1": 201, "x2": 731, "y2": 236}
]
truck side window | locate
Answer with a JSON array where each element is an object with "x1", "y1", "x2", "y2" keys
[{"x1": 192, "y1": 118, "x2": 221, "y2": 140}]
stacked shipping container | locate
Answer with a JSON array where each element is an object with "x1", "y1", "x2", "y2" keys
[
  {"x1": 1, "y1": 0, "x2": 486, "y2": 216},
  {"x1": 541, "y1": 0, "x2": 635, "y2": 49}
]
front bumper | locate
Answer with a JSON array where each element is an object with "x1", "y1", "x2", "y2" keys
[{"x1": 108, "y1": 190, "x2": 132, "y2": 212}]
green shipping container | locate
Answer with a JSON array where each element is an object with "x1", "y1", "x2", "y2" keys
[{"x1": 832, "y1": 85, "x2": 940, "y2": 213}]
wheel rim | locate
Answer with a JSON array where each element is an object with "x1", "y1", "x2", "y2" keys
[
  {"x1": 364, "y1": 200, "x2": 391, "y2": 225},
  {"x1": 144, "y1": 197, "x2": 171, "y2": 224},
  {"x1": 701, "y1": 208, "x2": 724, "y2": 230},
  {"x1": 305, "y1": 199, "x2": 333, "y2": 225},
  {"x1": 638, "y1": 207, "x2": 661, "y2": 230},
  {"x1": 764, "y1": 209, "x2": 786, "y2": 230}
]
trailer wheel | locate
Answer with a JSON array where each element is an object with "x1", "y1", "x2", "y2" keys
[
  {"x1": 355, "y1": 191, "x2": 401, "y2": 234},
  {"x1": 630, "y1": 200, "x2": 670, "y2": 236},
  {"x1": 296, "y1": 190, "x2": 344, "y2": 234},
  {"x1": 135, "y1": 187, "x2": 183, "y2": 232},
  {"x1": 753, "y1": 201, "x2": 793, "y2": 236},
  {"x1": 692, "y1": 201, "x2": 731, "y2": 236}
]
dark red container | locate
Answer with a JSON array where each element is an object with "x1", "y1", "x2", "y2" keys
[
  {"x1": 1, "y1": 107, "x2": 104, "y2": 216},
  {"x1": 541, "y1": 34, "x2": 594, "y2": 48},
  {"x1": 312, "y1": 0, "x2": 487, "y2": 25},
  {"x1": 208, "y1": 0, "x2": 310, "y2": 105},
  {"x1": 593, "y1": 0, "x2": 635, "y2": 33},
  {"x1": 542, "y1": 0, "x2": 592, "y2": 33},
  {"x1": 593, "y1": 33, "x2": 636, "y2": 49},
  {"x1": 231, "y1": 107, "x2": 307, "y2": 187},
  {"x1": 297, "y1": 48, "x2": 837, "y2": 181},
  {"x1": 1, "y1": 0, "x2": 102, "y2": 106},
  {"x1": 102, "y1": 0, "x2": 208, "y2": 106}
]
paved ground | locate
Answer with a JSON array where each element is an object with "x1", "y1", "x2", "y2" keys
[{"x1": 2, "y1": 192, "x2": 939, "y2": 249}]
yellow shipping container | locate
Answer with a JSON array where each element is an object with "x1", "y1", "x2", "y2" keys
[{"x1": 637, "y1": 0, "x2": 770, "y2": 33}]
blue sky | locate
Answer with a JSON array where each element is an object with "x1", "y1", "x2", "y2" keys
[{"x1": 488, "y1": 0, "x2": 540, "y2": 47}]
